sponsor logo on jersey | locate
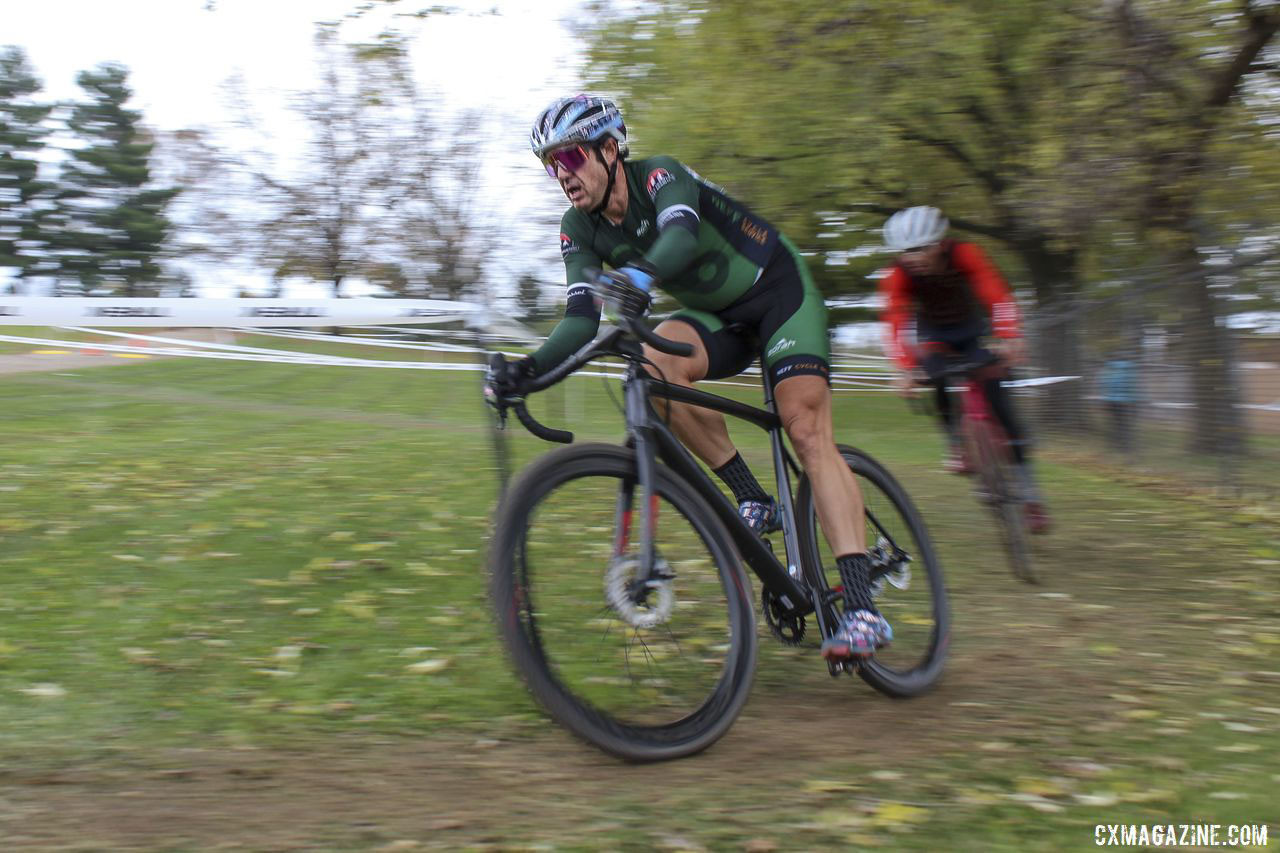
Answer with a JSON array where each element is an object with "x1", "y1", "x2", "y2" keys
[
  {"x1": 740, "y1": 217, "x2": 770, "y2": 246},
  {"x1": 645, "y1": 168, "x2": 674, "y2": 200},
  {"x1": 775, "y1": 359, "x2": 829, "y2": 379},
  {"x1": 635, "y1": 219, "x2": 651, "y2": 237},
  {"x1": 767, "y1": 337, "x2": 796, "y2": 358},
  {"x1": 560, "y1": 232, "x2": 579, "y2": 258}
]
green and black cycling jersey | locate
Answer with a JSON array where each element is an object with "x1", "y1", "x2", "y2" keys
[{"x1": 530, "y1": 155, "x2": 829, "y2": 383}]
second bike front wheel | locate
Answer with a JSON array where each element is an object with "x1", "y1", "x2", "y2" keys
[
  {"x1": 489, "y1": 443, "x2": 757, "y2": 762},
  {"x1": 795, "y1": 445, "x2": 949, "y2": 698},
  {"x1": 967, "y1": 419, "x2": 1036, "y2": 584}
]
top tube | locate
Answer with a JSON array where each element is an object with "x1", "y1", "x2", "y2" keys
[{"x1": 524, "y1": 321, "x2": 783, "y2": 433}]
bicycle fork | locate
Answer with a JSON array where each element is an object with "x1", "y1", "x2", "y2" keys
[{"x1": 612, "y1": 368, "x2": 661, "y2": 585}]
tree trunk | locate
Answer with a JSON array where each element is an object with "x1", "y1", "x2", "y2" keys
[
  {"x1": 1016, "y1": 240, "x2": 1089, "y2": 433},
  {"x1": 1172, "y1": 241, "x2": 1246, "y2": 457}
]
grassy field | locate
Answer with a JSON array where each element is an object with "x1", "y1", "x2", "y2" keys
[{"x1": 0, "y1": 347, "x2": 1276, "y2": 850}]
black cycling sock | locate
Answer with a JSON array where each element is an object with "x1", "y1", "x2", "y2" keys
[
  {"x1": 713, "y1": 452, "x2": 769, "y2": 504},
  {"x1": 836, "y1": 553, "x2": 876, "y2": 613}
]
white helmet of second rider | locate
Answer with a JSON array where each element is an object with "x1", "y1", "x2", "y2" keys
[{"x1": 883, "y1": 206, "x2": 949, "y2": 252}]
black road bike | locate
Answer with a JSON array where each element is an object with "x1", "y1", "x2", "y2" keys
[{"x1": 485, "y1": 285, "x2": 949, "y2": 762}]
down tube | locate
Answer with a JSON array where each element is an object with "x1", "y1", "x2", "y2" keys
[{"x1": 650, "y1": 421, "x2": 810, "y2": 614}]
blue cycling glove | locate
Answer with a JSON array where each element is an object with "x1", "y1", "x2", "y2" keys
[{"x1": 600, "y1": 265, "x2": 657, "y2": 319}]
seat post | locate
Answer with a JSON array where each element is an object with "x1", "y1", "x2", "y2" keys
[{"x1": 760, "y1": 358, "x2": 778, "y2": 414}]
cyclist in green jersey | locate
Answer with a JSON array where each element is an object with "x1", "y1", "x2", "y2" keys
[{"x1": 489, "y1": 94, "x2": 890, "y2": 659}]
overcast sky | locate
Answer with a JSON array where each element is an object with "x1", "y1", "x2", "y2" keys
[{"x1": 6, "y1": 0, "x2": 586, "y2": 298}]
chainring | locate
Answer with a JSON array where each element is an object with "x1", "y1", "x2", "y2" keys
[{"x1": 761, "y1": 587, "x2": 806, "y2": 646}]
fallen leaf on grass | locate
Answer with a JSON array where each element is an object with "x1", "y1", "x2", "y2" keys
[
  {"x1": 406, "y1": 562, "x2": 451, "y2": 577},
  {"x1": 120, "y1": 647, "x2": 162, "y2": 666},
  {"x1": 405, "y1": 659, "x2": 450, "y2": 674},
  {"x1": 19, "y1": 683, "x2": 66, "y2": 698},
  {"x1": 1015, "y1": 777, "x2": 1070, "y2": 798},
  {"x1": 1007, "y1": 793, "x2": 1063, "y2": 813},
  {"x1": 1222, "y1": 722, "x2": 1262, "y2": 733},
  {"x1": 1121, "y1": 709, "x2": 1160, "y2": 720},
  {"x1": 870, "y1": 802, "x2": 928, "y2": 829},
  {"x1": 1074, "y1": 792, "x2": 1120, "y2": 807},
  {"x1": 1120, "y1": 789, "x2": 1176, "y2": 803},
  {"x1": 1216, "y1": 743, "x2": 1261, "y2": 753},
  {"x1": 804, "y1": 779, "x2": 859, "y2": 793}
]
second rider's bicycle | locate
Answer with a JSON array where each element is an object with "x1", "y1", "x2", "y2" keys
[
  {"x1": 931, "y1": 353, "x2": 1036, "y2": 584},
  {"x1": 485, "y1": 278, "x2": 949, "y2": 762}
]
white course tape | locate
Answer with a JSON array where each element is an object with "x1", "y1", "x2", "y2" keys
[
  {"x1": 0, "y1": 297, "x2": 479, "y2": 328},
  {"x1": 0, "y1": 322, "x2": 1085, "y2": 393},
  {"x1": 233, "y1": 327, "x2": 484, "y2": 354}
]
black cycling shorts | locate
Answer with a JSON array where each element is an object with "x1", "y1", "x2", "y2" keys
[{"x1": 667, "y1": 235, "x2": 830, "y2": 387}]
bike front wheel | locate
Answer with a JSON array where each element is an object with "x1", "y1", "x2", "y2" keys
[
  {"x1": 967, "y1": 418, "x2": 1036, "y2": 584},
  {"x1": 796, "y1": 445, "x2": 949, "y2": 698},
  {"x1": 489, "y1": 443, "x2": 757, "y2": 762}
]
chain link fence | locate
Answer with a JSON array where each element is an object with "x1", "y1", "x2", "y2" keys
[{"x1": 1018, "y1": 253, "x2": 1279, "y2": 497}]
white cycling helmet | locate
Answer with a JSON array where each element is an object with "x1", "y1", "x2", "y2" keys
[
  {"x1": 883, "y1": 206, "x2": 949, "y2": 251},
  {"x1": 530, "y1": 94, "x2": 628, "y2": 159}
]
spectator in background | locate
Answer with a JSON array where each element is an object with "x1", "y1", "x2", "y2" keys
[{"x1": 1098, "y1": 353, "x2": 1139, "y2": 458}]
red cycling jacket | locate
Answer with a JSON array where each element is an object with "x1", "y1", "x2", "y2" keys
[{"x1": 878, "y1": 240, "x2": 1021, "y2": 369}]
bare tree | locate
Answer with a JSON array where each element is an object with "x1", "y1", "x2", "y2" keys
[{"x1": 377, "y1": 109, "x2": 497, "y2": 302}]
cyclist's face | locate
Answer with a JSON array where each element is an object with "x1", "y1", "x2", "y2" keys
[
  {"x1": 548, "y1": 141, "x2": 614, "y2": 210},
  {"x1": 900, "y1": 242, "x2": 945, "y2": 276}
]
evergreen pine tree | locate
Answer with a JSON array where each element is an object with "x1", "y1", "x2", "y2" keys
[
  {"x1": 0, "y1": 46, "x2": 54, "y2": 289},
  {"x1": 52, "y1": 63, "x2": 178, "y2": 295}
]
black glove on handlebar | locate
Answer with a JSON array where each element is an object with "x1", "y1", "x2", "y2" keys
[{"x1": 484, "y1": 354, "x2": 535, "y2": 409}]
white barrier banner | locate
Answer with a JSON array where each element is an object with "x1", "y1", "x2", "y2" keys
[{"x1": 0, "y1": 297, "x2": 480, "y2": 327}]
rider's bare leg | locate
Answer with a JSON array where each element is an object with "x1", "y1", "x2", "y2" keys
[
  {"x1": 641, "y1": 319, "x2": 736, "y2": 468},
  {"x1": 773, "y1": 374, "x2": 864, "y2": 555}
]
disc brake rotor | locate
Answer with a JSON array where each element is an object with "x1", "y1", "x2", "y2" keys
[{"x1": 604, "y1": 554, "x2": 674, "y2": 629}]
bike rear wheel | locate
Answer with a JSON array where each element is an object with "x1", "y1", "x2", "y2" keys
[
  {"x1": 966, "y1": 418, "x2": 1036, "y2": 584},
  {"x1": 795, "y1": 445, "x2": 949, "y2": 697},
  {"x1": 489, "y1": 443, "x2": 757, "y2": 762}
]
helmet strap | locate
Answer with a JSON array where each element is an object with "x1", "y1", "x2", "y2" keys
[{"x1": 589, "y1": 144, "x2": 619, "y2": 217}]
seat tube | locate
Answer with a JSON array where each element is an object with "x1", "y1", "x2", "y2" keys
[
  {"x1": 963, "y1": 378, "x2": 989, "y2": 424},
  {"x1": 761, "y1": 370, "x2": 804, "y2": 581}
]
